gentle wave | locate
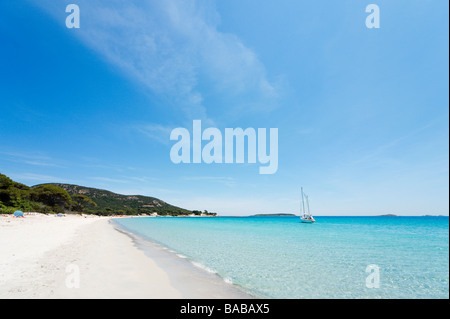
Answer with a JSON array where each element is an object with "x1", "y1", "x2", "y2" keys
[
  {"x1": 114, "y1": 216, "x2": 449, "y2": 298},
  {"x1": 191, "y1": 261, "x2": 217, "y2": 274}
]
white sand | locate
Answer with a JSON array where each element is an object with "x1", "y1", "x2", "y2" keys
[
  {"x1": 0, "y1": 214, "x2": 250, "y2": 299},
  {"x1": 0, "y1": 214, "x2": 183, "y2": 298}
]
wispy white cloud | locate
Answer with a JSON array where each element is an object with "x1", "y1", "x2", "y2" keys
[
  {"x1": 32, "y1": 0, "x2": 279, "y2": 121},
  {"x1": 90, "y1": 175, "x2": 157, "y2": 184},
  {"x1": 183, "y1": 176, "x2": 234, "y2": 181},
  {"x1": 0, "y1": 151, "x2": 64, "y2": 168},
  {"x1": 7, "y1": 173, "x2": 73, "y2": 184},
  {"x1": 350, "y1": 120, "x2": 441, "y2": 166},
  {"x1": 90, "y1": 176, "x2": 131, "y2": 184},
  {"x1": 123, "y1": 176, "x2": 157, "y2": 183},
  {"x1": 135, "y1": 123, "x2": 174, "y2": 145},
  {"x1": 78, "y1": 157, "x2": 140, "y2": 172},
  {"x1": 182, "y1": 176, "x2": 236, "y2": 187}
]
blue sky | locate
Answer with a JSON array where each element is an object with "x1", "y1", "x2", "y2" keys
[{"x1": 0, "y1": 0, "x2": 448, "y2": 216}]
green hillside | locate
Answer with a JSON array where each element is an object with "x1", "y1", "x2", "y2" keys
[
  {"x1": 0, "y1": 172, "x2": 212, "y2": 216},
  {"x1": 48, "y1": 183, "x2": 192, "y2": 216}
]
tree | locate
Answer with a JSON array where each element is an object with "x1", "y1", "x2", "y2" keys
[
  {"x1": 0, "y1": 173, "x2": 15, "y2": 189},
  {"x1": 71, "y1": 194, "x2": 97, "y2": 212},
  {"x1": 32, "y1": 185, "x2": 72, "y2": 208}
]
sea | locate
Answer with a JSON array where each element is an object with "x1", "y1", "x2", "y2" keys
[{"x1": 113, "y1": 216, "x2": 449, "y2": 299}]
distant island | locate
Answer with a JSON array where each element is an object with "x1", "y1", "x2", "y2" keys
[
  {"x1": 0, "y1": 172, "x2": 216, "y2": 217},
  {"x1": 377, "y1": 214, "x2": 447, "y2": 217},
  {"x1": 251, "y1": 213, "x2": 297, "y2": 217}
]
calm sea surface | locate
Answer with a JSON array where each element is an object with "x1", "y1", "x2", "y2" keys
[{"x1": 114, "y1": 216, "x2": 449, "y2": 298}]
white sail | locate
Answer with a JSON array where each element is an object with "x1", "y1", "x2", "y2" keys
[
  {"x1": 301, "y1": 187, "x2": 306, "y2": 216},
  {"x1": 300, "y1": 188, "x2": 315, "y2": 223}
]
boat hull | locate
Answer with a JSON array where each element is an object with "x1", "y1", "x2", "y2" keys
[{"x1": 300, "y1": 217, "x2": 315, "y2": 223}]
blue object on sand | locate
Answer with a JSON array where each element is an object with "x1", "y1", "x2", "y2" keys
[
  {"x1": 13, "y1": 211, "x2": 24, "y2": 217},
  {"x1": 56, "y1": 213, "x2": 65, "y2": 217}
]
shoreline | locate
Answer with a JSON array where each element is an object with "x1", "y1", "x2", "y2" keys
[
  {"x1": 111, "y1": 218, "x2": 254, "y2": 299},
  {"x1": 0, "y1": 214, "x2": 252, "y2": 298}
]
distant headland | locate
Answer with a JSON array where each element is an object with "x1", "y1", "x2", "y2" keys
[{"x1": 0, "y1": 172, "x2": 215, "y2": 217}]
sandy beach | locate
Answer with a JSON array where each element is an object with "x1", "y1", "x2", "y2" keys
[{"x1": 0, "y1": 214, "x2": 250, "y2": 299}]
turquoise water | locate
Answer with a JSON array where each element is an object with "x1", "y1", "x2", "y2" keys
[{"x1": 114, "y1": 216, "x2": 449, "y2": 298}]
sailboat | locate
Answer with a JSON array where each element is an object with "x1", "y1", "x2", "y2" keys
[{"x1": 300, "y1": 187, "x2": 315, "y2": 223}]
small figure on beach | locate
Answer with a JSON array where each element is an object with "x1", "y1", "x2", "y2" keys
[{"x1": 13, "y1": 211, "x2": 24, "y2": 218}]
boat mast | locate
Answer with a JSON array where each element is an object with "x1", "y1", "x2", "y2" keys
[
  {"x1": 305, "y1": 195, "x2": 311, "y2": 217},
  {"x1": 301, "y1": 187, "x2": 306, "y2": 217}
]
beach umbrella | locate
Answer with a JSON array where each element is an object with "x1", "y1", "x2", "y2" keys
[{"x1": 13, "y1": 211, "x2": 24, "y2": 217}]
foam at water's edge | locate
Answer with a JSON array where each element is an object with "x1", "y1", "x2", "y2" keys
[
  {"x1": 109, "y1": 218, "x2": 255, "y2": 298},
  {"x1": 111, "y1": 216, "x2": 449, "y2": 299},
  {"x1": 191, "y1": 261, "x2": 218, "y2": 275}
]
